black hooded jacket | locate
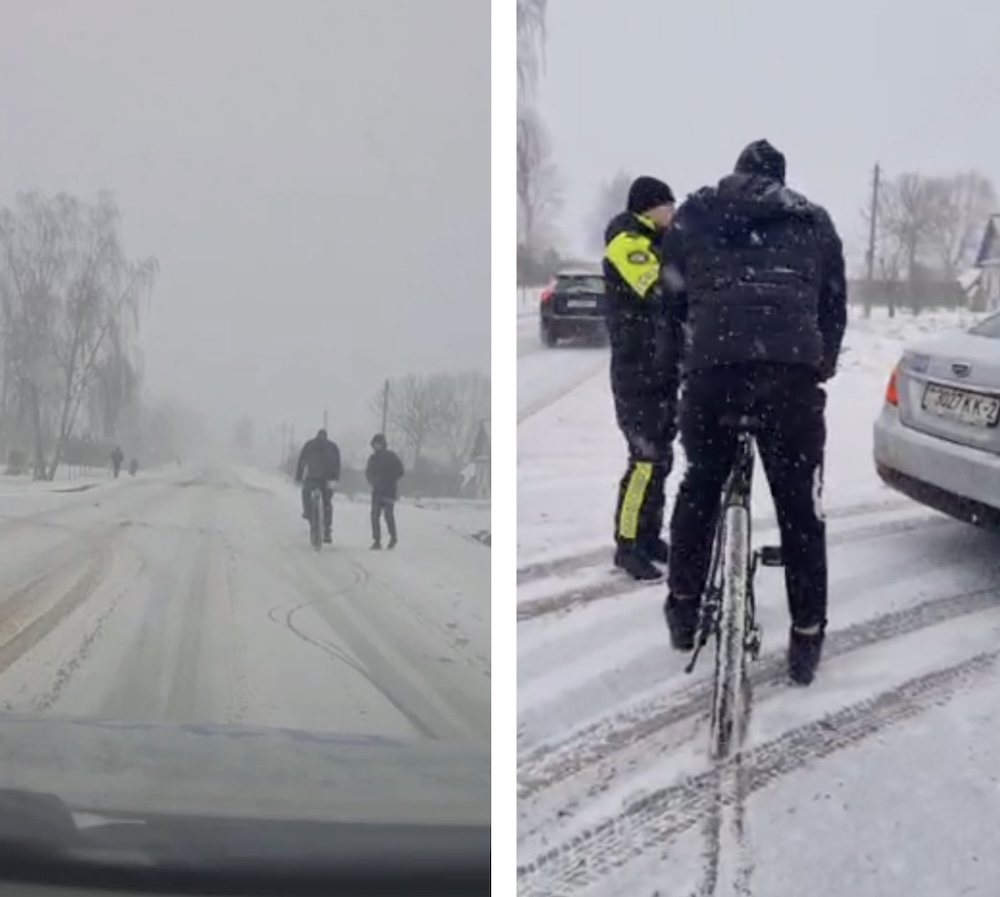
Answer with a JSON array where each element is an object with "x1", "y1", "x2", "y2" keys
[
  {"x1": 661, "y1": 155, "x2": 847, "y2": 378},
  {"x1": 366, "y1": 448, "x2": 404, "y2": 500}
]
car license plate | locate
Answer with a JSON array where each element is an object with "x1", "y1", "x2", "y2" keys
[
  {"x1": 566, "y1": 298, "x2": 597, "y2": 309},
  {"x1": 921, "y1": 383, "x2": 1000, "y2": 427}
]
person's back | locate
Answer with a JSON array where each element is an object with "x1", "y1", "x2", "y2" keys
[
  {"x1": 295, "y1": 429, "x2": 341, "y2": 543},
  {"x1": 666, "y1": 142, "x2": 843, "y2": 380},
  {"x1": 296, "y1": 430, "x2": 341, "y2": 483},
  {"x1": 661, "y1": 139, "x2": 847, "y2": 686}
]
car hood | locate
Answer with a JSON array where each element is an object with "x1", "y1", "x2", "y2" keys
[{"x1": 0, "y1": 714, "x2": 488, "y2": 826}]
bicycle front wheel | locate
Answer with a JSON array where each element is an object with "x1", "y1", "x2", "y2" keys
[{"x1": 709, "y1": 504, "x2": 751, "y2": 761}]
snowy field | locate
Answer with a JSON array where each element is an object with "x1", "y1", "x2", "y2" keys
[
  {"x1": 517, "y1": 304, "x2": 1000, "y2": 895},
  {"x1": 0, "y1": 464, "x2": 489, "y2": 747}
]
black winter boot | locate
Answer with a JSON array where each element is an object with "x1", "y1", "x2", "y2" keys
[
  {"x1": 663, "y1": 594, "x2": 699, "y2": 651},
  {"x1": 788, "y1": 626, "x2": 825, "y2": 685},
  {"x1": 614, "y1": 545, "x2": 662, "y2": 582},
  {"x1": 641, "y1": 538, "x2": 670, "y2": 565}
]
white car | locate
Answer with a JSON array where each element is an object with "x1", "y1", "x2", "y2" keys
[{"x1": 873, "y1": 312, "x2": 1000, "y2": 527}]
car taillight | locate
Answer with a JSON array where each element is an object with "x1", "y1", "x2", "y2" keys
[
  {"x1": 540, "y1": 287, "x2": 554, "y2": 304},
  {"x1": 885, "y1": 364, "x2": 900, "y2": 406}
]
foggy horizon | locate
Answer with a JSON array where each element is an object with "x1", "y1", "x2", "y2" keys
[
  {"x1": 537, "y1": 0, "x2": 1000, "y2": 265},
  {"x1": 0, "y1": 0, "x2": 489, "y2": 450}
]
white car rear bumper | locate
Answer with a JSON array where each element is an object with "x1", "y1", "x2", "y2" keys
[{"x1": 873, "y1": 403, "x2": 1000, "y2": 524}]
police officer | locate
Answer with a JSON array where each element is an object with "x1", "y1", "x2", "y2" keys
[
  {"x1": 659, "y1": 140, "x2": 847, "y2": 685},
  {"x1": 603, "y1": 175, "x2": 680, "y2": 582}
]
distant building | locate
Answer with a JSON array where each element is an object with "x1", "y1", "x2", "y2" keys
[{"x1": 974, "y1": 213, "x2": 1000, "y2": 310}]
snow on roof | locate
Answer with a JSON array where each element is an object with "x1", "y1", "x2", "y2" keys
[{"x1": 958, "y1": 268, "x2": 982, "y2": 292}]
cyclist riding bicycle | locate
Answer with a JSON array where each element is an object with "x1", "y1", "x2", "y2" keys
[
  {"x1": 294, "y1": 428, "x2": 341, "y2": 544},
  {"x1": 659, "y1": 139, "x2": 847, "y2": 685}
]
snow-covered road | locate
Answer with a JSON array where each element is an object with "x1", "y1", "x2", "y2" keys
[
  {"x1": 0, "y1": 466, "x2": 490, "y2": 745},
  {"x1": 517, "y1": 305, "x2": 1000, "y2": 896}
]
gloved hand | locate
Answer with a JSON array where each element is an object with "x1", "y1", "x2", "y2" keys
[{"x1": 817, "y1": 356, "x2": 837, "y2": 383}]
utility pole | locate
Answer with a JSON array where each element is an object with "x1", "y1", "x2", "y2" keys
[
  {"x1": 864, "y1": 161, "x2": 881, "y2": 319},
  {"x1": 380, "y1": 379, "x2": 390, "y2": 434}
]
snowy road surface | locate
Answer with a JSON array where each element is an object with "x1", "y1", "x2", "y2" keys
[
  {"x1": 0, "y1": 466, "x2": 490, "y2": 745},
  {"x1": 517, "y1": 306, "x2": 1000, "y2": 896}
]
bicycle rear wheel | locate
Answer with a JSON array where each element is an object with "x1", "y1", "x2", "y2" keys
[
  {"x1": 709, "y1": 504, "x2": 751, "y2": 761},
  {"x1": 310, "y1": 491, "x2": 324, "y2": 551}
]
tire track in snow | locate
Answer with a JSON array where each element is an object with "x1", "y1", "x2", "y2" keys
[
  {"x1": 264, "y1": 568, "x2": 440, "y2": 739},
  {"x1": 516, "y1": 650, "x2": 999, "y2": 896},
  {"x1": 0, "y1": 541, "x2": 114, "y2": 708},
  {"x1": 0, "y1": 480, "x2": 187, "y2": 711},
  {"x1": 518, "y1": 583, "x2": 1000, "y2": 801},
  {"x1": 517, "y1": 495, "x2": 937, "y2": 585},
  {"x1": 517, "y1": 511, "x2": 955, "y2": 622}
]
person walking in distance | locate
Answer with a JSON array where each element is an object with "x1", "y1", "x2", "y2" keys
[
  {"x1": 659, "y1": 139, "x2": 848, "y2": 685},
  {"x1": 602, "y1": 175, "x2": 681, "y2": 581},
  {"x1": 366, "y1": 433, "x2": 404, "y2": 549}
]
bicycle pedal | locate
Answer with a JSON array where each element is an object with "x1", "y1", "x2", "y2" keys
[
  {"x1": 758, "y1": 545, "x2": 783, "y2": 567},
  {"x1": 745, "y1": 626, "x2": 762, "y2": 659}
]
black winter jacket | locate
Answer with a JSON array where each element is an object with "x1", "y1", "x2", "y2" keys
[
  {"x1": 366, "y1": 448, "x2": 404, "y2": 500},
  {"x1": 602, "y1": 211, "x2": 679, "y2": 447},
  {"x1": 660, "y1": 173, "x2": 847, "y2": 379},
  {"x1": 296, "y1": 437, "x2": 341, "y2": 482}
]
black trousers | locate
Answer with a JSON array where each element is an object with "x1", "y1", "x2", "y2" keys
[
  {"x1": 614, "y1": 437, "x2": 672, "y2": 552},
  {"x1": 371, "y1": 494, "x2": 397, "y2": 543},
  {"x1": 668, "y1": 364, "x2": 827, "y2": 629},
  {"x1": 301, "y1": 480, "x2": 333, "y2": 534}
]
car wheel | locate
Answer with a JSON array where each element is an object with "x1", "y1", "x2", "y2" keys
[{"x1": 540, "y1": 321, "x2": 559, "y2": 347}]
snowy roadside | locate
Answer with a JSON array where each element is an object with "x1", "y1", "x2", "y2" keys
[{"x1": 516, "y1": 304, "x2": 1000, "y2": 895}]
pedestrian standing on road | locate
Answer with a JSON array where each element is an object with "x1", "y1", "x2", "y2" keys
[
  {"x1": 602, "y1": 175, "x2": 681, "y2": 582},
  {"x1": 658, "y1": 139, "x2": 848, "y2": 685},
  {"x1": 366, "y1": 433, "x2": 404, "y2": 550}
]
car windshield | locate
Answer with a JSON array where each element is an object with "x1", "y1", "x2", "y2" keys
[
  {"x1": 557, "y1": 275, "x2": 604, "y2": 293},
  {"x1": 969, "y1": 312, "x2": 1000, "y2": 338},
  {"x1": 0, "y1": 0, "x2": 489, "y2": 884}
]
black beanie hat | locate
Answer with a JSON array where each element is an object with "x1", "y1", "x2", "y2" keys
[
  {"x1": 734, "y1": 139, "x2": 786, "y2": 184},
  {"x1": 627, "y1": 175, "x2": 675, "y2": 214}
]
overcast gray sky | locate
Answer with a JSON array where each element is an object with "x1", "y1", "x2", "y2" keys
[
  {"x1": 0, "y1": 0, "x2": 488, "y2": 442},
  {"x1": 540, "y1": 0, "x2": 1000, "y2": 265}
]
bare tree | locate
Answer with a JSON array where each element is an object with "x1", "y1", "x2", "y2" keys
[
  {"x1": 517, "y1": 0, "x2": 547, "y2": 105},
  {"x1": 926, "y1": 170, "x2": 997, "y2": 277},
  {"x1": 587, "y1": 170, "x2": 632, "y2": 256},
  {"x1": 372, "y1": 374, "x2": 450, "y2": 466},
  {"x1": 517, "y1": 107, "x2": 562, "y2": 256},
  {"x1": 437, "y1": 370, "x2": 490, "y2": 470},
  {"x1": 0, "y1": 191, "x2": 157, "y2": 479}
]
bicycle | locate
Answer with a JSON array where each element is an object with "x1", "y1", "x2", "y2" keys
[{"x1": 684, "y1": 413, "x2": 784, "y2": 761}]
